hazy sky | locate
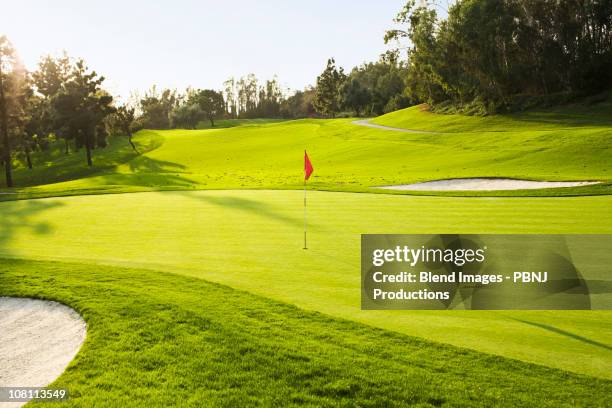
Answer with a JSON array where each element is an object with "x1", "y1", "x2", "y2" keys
[{"x1": 1, "y1": 1, "x2": 409, "y2": 101}]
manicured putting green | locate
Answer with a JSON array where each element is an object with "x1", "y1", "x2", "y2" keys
[{"x1": 1, "y1": 189, "x2": 610, "y2": 378}]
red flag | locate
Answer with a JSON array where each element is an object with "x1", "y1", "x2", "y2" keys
[{"x1": 304, "y1": 150, "x2": 314, "y2": 181}]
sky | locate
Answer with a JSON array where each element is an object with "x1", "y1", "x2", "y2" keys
[{"x1": 1, "y1": 0, "x2": 410, "y2": 101}]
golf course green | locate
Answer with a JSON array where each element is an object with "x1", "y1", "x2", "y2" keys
[{"x1": 1, "y1": 104, "x2": 611, "y2": 404}]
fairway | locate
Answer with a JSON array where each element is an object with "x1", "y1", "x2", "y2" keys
[
  {"x1": 1, "y1": 189, "x2": 611, "y2": 378},
  {"x1": 7, "y1": 104, "x2": 612, "y2": 199}
]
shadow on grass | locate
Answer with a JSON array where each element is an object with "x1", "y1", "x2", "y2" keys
[
  {"x1": 88, "y1": 155, "x2": 196, "y2": 188},
  {"x1": 11, "y1": 132, "x2": 164, "y2": 189},
  {"x1": 509, "y1": 101, "x2": 612, "y2": 128},
  {"x1": 172, "y1": 191, "x2": 302, "y2": 227},
  {"x1": 126, "y1": 155, "x2": 186, "y2": 174},
  {"x1": 512, "y1": 318, "x2": 612, "y2": 351},
  {"x1": 0, "y1": 199, "x2": 62, "y2": 258}
]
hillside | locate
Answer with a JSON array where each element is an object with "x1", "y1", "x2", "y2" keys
[{"x1": 3, "y1": 103, "x2": 612, "y2": 199}]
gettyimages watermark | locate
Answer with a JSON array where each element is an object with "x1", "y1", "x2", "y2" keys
[{"x1": 361, "y1": 234, "x2": 612, "y2": 310}]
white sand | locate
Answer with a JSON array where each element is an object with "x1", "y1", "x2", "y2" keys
[
  {"x1": 0, "y1": 298, "x2": 86, "y2": 407},
  {"x1": 376, "y1": 178, "x2": 600, "y2": 191}
]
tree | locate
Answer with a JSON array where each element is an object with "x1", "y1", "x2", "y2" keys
[
  {"x1": 223, "y1": 77, "x2": 238, "y2": 118},
  {"x1": 195, "y1": 89, "x2": 225, "y2": 126},
  {"x1": 139, "y1": 86, "x2": 177, "y2": 129},
  {"x1": 313, "y1": 58, "x2": 346, "y2": 118},
  {"x1": 0, "y1": 36, "x2": 27, "y2": 188},
  {"x1": 237, "y1": 74, "x2": 258, "y2": 117},
  {"x1": 255, "y1": 77, "x2": 283, "y2": 117},
  {"x1": 32, "y1": 53, "x2": 71, "y2": 99},
  {"x1": 52, "y1": 60, "x2": 114, "y2": 167},
  {"x1": 170, "y1": 101, "x2": 202, "y2": 129},
  {"x1": 20, "y1": 92, "x2": 46, "y2": 170},
  {"x1": 386, "y1": 0, "x2": 612, "y2": 113},
  {"x1": 32, "y1": 53, "x2": 71, "y2": 153},
  {"x1": 280, "y1": 88, "x2": 316, "y2": 118},
  {"x1": 113, "y1": 105, "x2": 140, "y2": 152},
  {"x1": 340, "y1": 78, "x2": 370, "y2": 116}
]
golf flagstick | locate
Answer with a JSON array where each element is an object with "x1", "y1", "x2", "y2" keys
[
  {"x1": 303, "y1": 179, "x2": 307, "y2": 249},
  {"x1": 304, "y1": 150, "x2": 314, "y2": 249}
]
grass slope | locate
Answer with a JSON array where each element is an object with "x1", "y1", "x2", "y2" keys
[
  {"x1": 9, "y1": 131, "x2": 163, "y2": 189},
  {"x1": 1, "y1": 258, "x2": 610, "y2": 407},
  {"x1": 2, "y1": 101, "x2": 611, "y2": 198},
  {"x1": 371, "y1": 102, "x2": 612, "y2": 133},
  {"x1": 1, "y1": 189, "x2": 610, "y2": 378}
]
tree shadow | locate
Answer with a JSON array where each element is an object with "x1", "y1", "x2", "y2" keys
[
  {"x1": 0, "y1": 200, "x2": 63, "y2": 258},
  {"x1": 115, "y1": 155, "x2": 194, "y2": 187},
  {"x1": 510, "y1": 107, "x2": 612, "y2": 128},
  {"x1": 512, "y1": 318, "x2": 612, "y2": 352},
  {"x1": 12, "y1": 134, "x2": 162, "y2": 188},
  {"x1": 172, "y1": 191, "x2": 302, "y2": 227},
  {"x1": 126, "y1": 155, "x2": 186, "y2": 173},
  {"x1": 79, "y1": 154, "x2": 195, "y2": 189},
  {"x1": 582, "y1": 280, "x2": 612, "y2": 295}
]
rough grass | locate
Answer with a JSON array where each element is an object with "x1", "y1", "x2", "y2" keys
[
  {"x1": 371, "y1": 102, "x2": 612, "y2": 132},
  {"x1": 1, "y1": 258, "x2": 610, "y2": 407}
]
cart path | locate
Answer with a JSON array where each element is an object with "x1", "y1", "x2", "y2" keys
[{"x1": 352, "y1": 119, "x2": 443, "y2": 134}]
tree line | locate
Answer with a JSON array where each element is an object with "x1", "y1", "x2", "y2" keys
[
  {"x1": 312, "y1": 51, "x2": 410, "y2": 118},
  {"x1": 384, "y1": 0, "x2": 612, "y2": 114},
  {"x1": 2, "y1": 0, "x2": 610, "y2": 187},
  {"x1": 311, "y1": 0, "x2": 612, "y2": 117},
  {"x1": 0, "y1": 33, "x2": 410, "y2": 188},
  {"x1": 0, "y1": 40, "x2": 118, "y2": 187}
]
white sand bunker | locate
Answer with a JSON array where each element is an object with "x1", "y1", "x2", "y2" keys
[
  {"x1": 0, "y1": 298, "x2": 86, "y2": 405},
  {"x1": 376, "y1": 178, "x2": 600, "y2": 191}
]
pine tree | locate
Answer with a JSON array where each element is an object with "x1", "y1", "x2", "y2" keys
[{"x1": 313, "y1": 58, "x2": 346, "y2": 118}]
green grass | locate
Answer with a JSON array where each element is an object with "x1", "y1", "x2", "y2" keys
[
  {"x1": 1, "y1": 189, "x2": 610, "y2": 378},
  {"x1": 1, "y1": 258, "x2": 610, "y2": 407},
  {"x1": 0, "y1": 104, "x2": 610, "y2": 404},
  {"x1": 196, "y1": 118, "x2": 288, "y2": 129},
  {"x1": 2, "y1": 101, "x2": 611, "y2": 198},
  {"x1": 371, "y1": 102, "x2": 612, "y2": 133},
  {"x1": 9, "y1": 132, "x2": 163, "y2": 188}
]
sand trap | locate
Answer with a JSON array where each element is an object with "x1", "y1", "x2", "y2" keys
[
  {"x1": 376, "y1": 178, "x2": 600, "y2": 191},
  {"x1": 0, "y1": 298, "x2": 86, "y2": 406}
]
